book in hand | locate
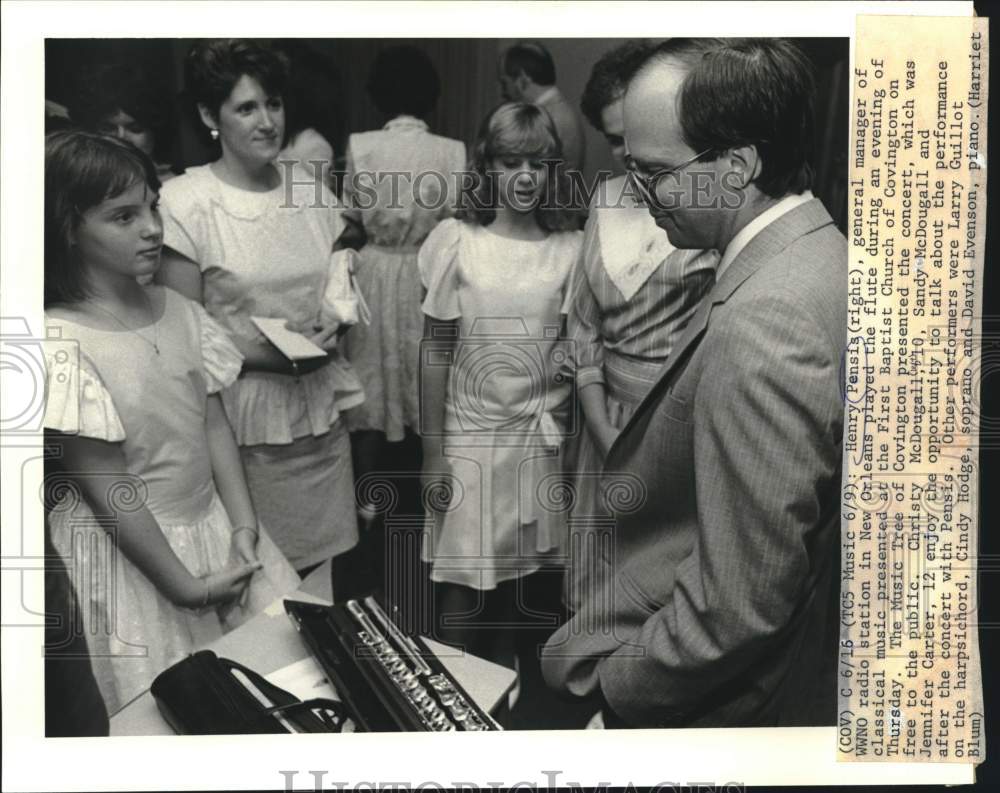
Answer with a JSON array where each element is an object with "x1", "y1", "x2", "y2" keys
[{"x1": 250, "y1": 317, "x2": 326, "y2": 361}]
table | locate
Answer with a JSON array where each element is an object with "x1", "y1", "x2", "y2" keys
[{"x1": 110, "y1": 562, "x2": 516, "y2": 735}]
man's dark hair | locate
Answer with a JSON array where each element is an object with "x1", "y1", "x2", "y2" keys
[
  {"x1": 184, "y1": 39, "x2": 289, "y2": 119},
  {"x1": 500, "y1": 41, "x2": 556, "y2": 87},
  {"x1": 366, "y1": 45, "x2": 441, "y2": 118},
  {"x1": 580, "y1": 40, "x2": 653, "y2": 132},
  {"x1": 636, "y1": 38, "x2": 816, "y2": 197}
]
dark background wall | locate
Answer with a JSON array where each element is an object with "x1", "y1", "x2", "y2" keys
[{"x1": 45, "y1": 37, "x2": 848, "y2": 230}]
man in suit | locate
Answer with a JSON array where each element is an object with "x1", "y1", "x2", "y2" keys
[
  {"x1": 541, "y1": 38, "x2": 846, "y2": 728},
  {"x1": 499, "y1": 41, "x2": 586, "y2": 173}
]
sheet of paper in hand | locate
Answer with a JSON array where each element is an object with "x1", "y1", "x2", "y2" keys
[{"x1": 251, "y1": 317, "x2": 326, "y2": 360}]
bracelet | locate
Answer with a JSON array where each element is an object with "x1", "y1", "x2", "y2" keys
[{"x1": 232, "y1": 525, "x2": 259, "y2": 539}]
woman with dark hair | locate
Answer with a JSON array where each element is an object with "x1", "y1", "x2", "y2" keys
[
  {"x1": 155, "y1": 39, "x2": 363, "y2": 578},
  {"x1": 342, "y1": 45, "x2": 465, "y2": 523},
  {"x1": 562, "y1": 42, "x2": 718, "y2": 614},
  {"x1": 66, "y1": 60, "x2": 178, "y2": 181}
]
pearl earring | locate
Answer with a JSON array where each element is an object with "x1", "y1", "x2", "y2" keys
[{"x1": 210, "y1": 128, "x2": 219, "y2": 141}]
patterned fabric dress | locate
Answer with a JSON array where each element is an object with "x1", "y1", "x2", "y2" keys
[
  {"x1": 563, "y1": 175, "x2": 718, "y2": 613},
  {"x1": 343, "y1": 116, "x2": 466, "y2": 441}
]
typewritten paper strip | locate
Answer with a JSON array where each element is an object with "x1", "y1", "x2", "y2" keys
[{"x1": 839, "y1": 14, "x2": 987, "y2": 763}]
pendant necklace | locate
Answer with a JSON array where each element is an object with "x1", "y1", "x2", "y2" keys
[{"x1": 88, "y1": 291, "x2": 160, "y2": 355}]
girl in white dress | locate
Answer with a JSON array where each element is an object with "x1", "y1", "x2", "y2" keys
[
  {"x1": 342, "y1": 46, "x2": 466, "y2": 522},
  {"x1": 43, "y1": 131, "x2": 299, "y2": 715},
  {"x1": 419, "y1": 103, "x2": 582, "y2": 666}
]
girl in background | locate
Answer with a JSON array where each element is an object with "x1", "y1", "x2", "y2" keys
[
  {"x1": 67, "y1": 60, "x2": 179, "y2": 182},
  {"x1": 419, "y1": 102, "x2": 582, "y2": 668},
  {"x1": 43, "y1": 131, "x2": 298, "y2": 714},
  {"x1": 156, "y1": 40, "x2": 363, "y2": 581},
  {"x1": 343, "y1": 45, "x2": 466, "y2": 524},
  {"x1": 564, "y1": 42, "x2": 718, "y2": 614}
]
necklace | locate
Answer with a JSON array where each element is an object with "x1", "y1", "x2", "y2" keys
[{"x1": 86, "y1": 291, "x2": 160, "y2": 355}]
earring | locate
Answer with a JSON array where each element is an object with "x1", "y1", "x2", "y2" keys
[{"x1": 209, "y1": 128, "x2": 219, "y2": 141}]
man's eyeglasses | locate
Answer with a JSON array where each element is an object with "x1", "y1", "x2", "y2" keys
[{"x1": 625, "y1": 147, "x2": 715, "y2": 202}]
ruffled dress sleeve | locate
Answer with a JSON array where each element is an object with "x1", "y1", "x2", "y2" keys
[
  {"x1": 158, "y1": 172, "x2": 209, "y2": 266},
  {"x1": 43, "y1": 340, "x2": 125, "y2": 441},
  {"x1": 190, "y1": 302, "x2": 244, "y2": 394},
  {"x1": 418, "y1": 218, "x2": 463, "y2": 320}
]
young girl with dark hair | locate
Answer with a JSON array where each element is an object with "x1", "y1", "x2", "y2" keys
[{"x1": 43, "y1": 130, "x2": 298, "y2": 714}]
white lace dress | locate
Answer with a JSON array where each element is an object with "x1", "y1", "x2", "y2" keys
[
  {"x1": 44, "y1": 287, "x2": 300, "y2": 715},
  {"x1": 342, "y1": 116, "x2": 466, "y2": 440}
]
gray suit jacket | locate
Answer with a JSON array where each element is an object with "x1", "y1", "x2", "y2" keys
[{"x1": 541, "y1": 198, "x2": 847, "y2": 727}]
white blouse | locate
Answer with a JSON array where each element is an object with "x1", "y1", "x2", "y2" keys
[{"x1": 159, "y1": 164, "x2": 364, "y2": 445}]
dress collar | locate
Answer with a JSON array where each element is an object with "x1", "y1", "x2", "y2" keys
[
  {"x1": 383, "y1": 115, "x2": 429, "y2": 133},
  {"x1": 596, "y1": 176, "x2": 675, "y2": 300},
  {"x1": 196, "y1": 163, "x2": 304, "y2": 221},
  {"x1": 534, "y1": 86, "x2": 560, "y2": 105}
]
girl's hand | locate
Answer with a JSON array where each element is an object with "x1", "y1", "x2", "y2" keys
[
  {"x1": 194, "y1": 561, "x2": 262, "y2": 608},
  {"x1": 229, "y1": 530, "x2": 260, "y2": 609},
  {"x1": 420, "y1": 440, "x2": 452, "y2": 512},
  {"x1": 231, "y1": 526, "x2": 260, "y2": 565},
  {"x1": 591, "y1": 422, "x2": 619, "y2": 459}
]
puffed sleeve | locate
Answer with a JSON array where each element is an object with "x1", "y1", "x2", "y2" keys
[
  {"x1": 286, "y1": 128, "x2": 334, "y2": 173},
  {"x1": 418, "y1": 218, "x2": 463, "y2": 321},
  {"x1": 43, "y1": 341, "x2": 125, "y2": 442},
  {"x1": 158, "y1": 173, "x2": 208, "y2": 266},
  {"x1": 191, "y1": 302, "x2": 244, "y2": 393}
]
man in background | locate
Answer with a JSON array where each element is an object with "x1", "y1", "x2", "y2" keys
[{"x1": 499, "y1": 41, "x2": 586, "y2": 173}]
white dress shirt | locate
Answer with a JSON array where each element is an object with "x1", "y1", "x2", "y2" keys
[{"x1": 717, "y1": 190, "x2": 815, "y2": 281}]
